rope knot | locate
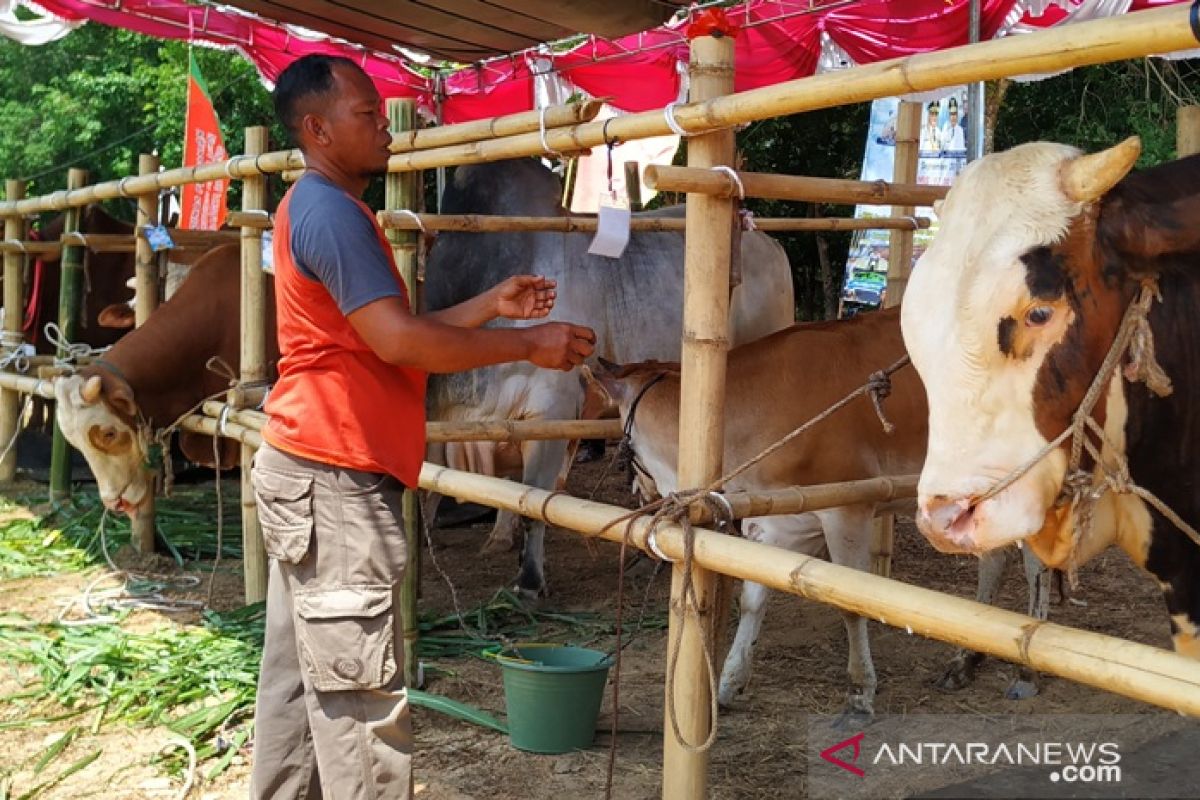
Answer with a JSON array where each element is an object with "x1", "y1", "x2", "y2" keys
[{"x1": 867, "y1": 369, "x2": 897, "y2": 434}]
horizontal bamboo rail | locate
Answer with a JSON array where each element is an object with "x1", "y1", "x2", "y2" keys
[
  {"x1": 225, "y1": 211, "x2": 272, "y2": 230},
  {"x1": 198, "y1": 401, "x2": 624, "y2": 444},
  {"x1": 419, "y1": 462, "x2": 1200, "y2": 717},
  {"x1": 0, "y1": 240, "x2": 59, "y2": 255},
  {"x1": 644, "y1": 166, "x2": 948, "y2": 206},
  {"x1": 180, "y1": 412, "x2": 263, "y2": 449},
  {"x1": 0, "y1": 372, "x2": 54, "y2": 397},
  {"x1": 376, "y1": 212, "x2": 932, "y2": 233},
  {"x1": 388, "y1": 99, "x2": 605, "y2": 154},
  {"x1": 717, "y1": 475, "x2": 917, "y2": 520},
  {"x1": 1, "y1": 7, "x2": 1194, "y2": 216}
]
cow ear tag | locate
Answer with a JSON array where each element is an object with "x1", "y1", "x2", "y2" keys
[
  {"x1": 143, "y1": 224, "x2": 175, "y2": 253},
  {"x1": 588, "y1": 128, "x2": 631, "y2": 259}
]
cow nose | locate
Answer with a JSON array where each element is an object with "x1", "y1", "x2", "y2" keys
[{"x1": 918, "y1": 496, "x2": 978, "y2": 552}]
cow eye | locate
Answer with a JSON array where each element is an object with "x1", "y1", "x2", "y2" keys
[{"x1": 1025, "y1": 306, "x2": 1054, "y2": 327}]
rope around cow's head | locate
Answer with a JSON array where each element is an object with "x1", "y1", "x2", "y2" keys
[{"x1": 972, "y1": 279, "x2": 1199, "y2": 587}]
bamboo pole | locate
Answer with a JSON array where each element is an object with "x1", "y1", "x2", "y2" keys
[
  {"x1": 644, "y1": 165, "x2": 947, "y2": 207},
  {"x1": 179, "y1": 414, "x2": 263, "y2": 448},
  {"x1": 225, "y1": 210, "x2": 272, "y2": 230},
  {"x1": 717, "y1": 475, "x2": 917, "y2": 522},
  {"x1": 0, "y1": 373, "x2": 55, "y2": 397},
  {"x1": 417, "y1": 462, "x2": 1200, "y2": 718},
  {"x1": 871, "y1": 101, "x2": 922, "y2": 579},
  {"x1": 625, "y1": 162, "x2": 643, "y2": 211},
  {"x1": 2, "y1": 7, "x2": 1195, "y2": 218},
  {"x1": 197, "y1": 401, "x2": 624, "y2": 443},
  {"x1": 240, "y1": 127, "x2": 269, "y2": 606},
  {"x1": 377, "y1": 212, "x2": 931, "y2": 233},
  {"x1": 389, "y1": 99, "x2": 604, "y2": 153},
  {"x1": 0, "y1": 240, "x2": 59, "y2": 255},
  {"x1": 48, "y1": 168, "x2": 88, "y2": 502},
  {"x1": 663, "y1": 33, "x2": 735, "y2": 799},
  {"x1": 386, "y1": 98, "x2": 424, "y2": 690},
  {"x1": 130, "y1": 154, "x2": 161, "y2": 553},
  {"x1": 1179, "y1": 106, "x2": 1200, "y2": 157},
  {"x1": 0, "y1": 180, "x2": 25, "y2": 484}
]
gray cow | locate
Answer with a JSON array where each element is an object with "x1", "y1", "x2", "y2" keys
[{"x1": 423, "y1": 157, "x2": 794, "y2": 596}]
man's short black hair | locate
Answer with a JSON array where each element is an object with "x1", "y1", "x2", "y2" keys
[{"x1": 273, "y1": 55, "x2": 358, "y2": 145}]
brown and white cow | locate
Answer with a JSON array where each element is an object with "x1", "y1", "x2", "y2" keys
[
  {"x1": 901, "y1": 137, "x2": 1200, "y2": 657},
  {"x1": 53, "y1": 244, "x2": 277, "y2": 515},
  {"x1": 591, "y1": 307, "x2": 928, "y2": 719}
]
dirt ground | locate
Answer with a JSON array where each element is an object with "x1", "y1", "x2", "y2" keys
[{"x1": 0, "y1": 455, "x2": 1181, "y2": 799}]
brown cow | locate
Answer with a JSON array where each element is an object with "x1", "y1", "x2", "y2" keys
[
  {"x1": 28, "y1": 206, "x2": 139, "y2": 352},
  {"x1": 591, "y1": 308, "x2": 927, "y2": 720},
  {"x1": 902, "y1": 138, "x2": 1200, "y2": 658},
  {"x1": 53, "y1": 244, "x2": 277, "y2": 515}
]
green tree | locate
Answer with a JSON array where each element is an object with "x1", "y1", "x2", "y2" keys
[{"x1": 0, "y1": 24, "x2": 284, "y2": 217}]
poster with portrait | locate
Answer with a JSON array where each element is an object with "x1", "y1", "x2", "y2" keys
[{"x1": 840, "y1": 88, "x2": 969, "y2": 314}]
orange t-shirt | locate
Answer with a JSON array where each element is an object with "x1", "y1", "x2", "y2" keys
[{"x1": 263, "y1": 174, "x2": 427, "y2": 486}]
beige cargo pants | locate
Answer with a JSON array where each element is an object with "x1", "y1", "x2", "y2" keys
[{"x1": 250, "y1": 442, "x2": 412, "y2": 800}]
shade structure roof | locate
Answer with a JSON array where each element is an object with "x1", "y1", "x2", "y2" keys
[{"x1": 214, "y1": 0, "x2": 690, "y2": 61}]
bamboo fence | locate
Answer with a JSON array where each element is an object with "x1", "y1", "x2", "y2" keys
[{"x1": 376, "y1": 212, "x2": 931, "y2": 233}]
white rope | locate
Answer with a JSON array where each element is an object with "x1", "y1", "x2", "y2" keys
[
  {"x1": 0, "y1": 331, "x2": 31, "y2": 373},
  {"x1": 538, "y1": 105, "x2": 561, "y2": 158},
  {"x1": 394, "y1": 209, "x2": 426, "y2": 234},
  {"x1": 159, "y1": 737, "x2": 197, "y2": 800},
  {"x1": 738, "y1": 209, "x2": 757, "y2": 231},
  {"x1": 645, "y1": 525, "x2": 675, "y2": 563},
  {"x1": 711, "y1": 165, "x2": 745, "y2": 199},
  {"x1": 663, "y1": 103, "x2": 689, "y2": 137},
  {"x1": 43, "y1": 321, "x2": 108, "y2": 366}
]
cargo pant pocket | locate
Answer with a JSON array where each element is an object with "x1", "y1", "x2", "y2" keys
[
  {"x1": 252, "y1": 466, "x2": 314, "y2": 564},
  {"x1": 295, "y1": 585, "x2": 396, "y2": 692}
]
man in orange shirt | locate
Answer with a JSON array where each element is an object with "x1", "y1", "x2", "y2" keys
[{"x1": 252, "y1": 55, "x2": 596, "y2": 799}]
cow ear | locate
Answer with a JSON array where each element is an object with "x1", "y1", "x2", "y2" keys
[
  {"x1": 106, "y1": 380, "x2": 138, "y2": 420},
  {"x1": 98, "y1": 304, "x2": 136, "y2": 329}
]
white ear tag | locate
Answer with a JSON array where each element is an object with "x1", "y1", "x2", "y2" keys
[{"x1": 588, "y1": 191, "x2": 630, "y2": 259}]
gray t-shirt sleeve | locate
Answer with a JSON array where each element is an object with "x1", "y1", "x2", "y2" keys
[{"x1": 288, "y1": 175, "x2": 402, "y2": 315}]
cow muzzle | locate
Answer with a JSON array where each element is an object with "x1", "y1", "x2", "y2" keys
[{"x1": 917, "y1": 496, "x2": 981, "y2": 554}]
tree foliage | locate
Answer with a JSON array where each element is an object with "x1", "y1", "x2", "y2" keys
[{"x1": 0, "y1": 24, "x2": 283, "y2": 214}]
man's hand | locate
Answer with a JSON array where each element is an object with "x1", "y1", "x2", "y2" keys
[
  {"x1": 524, "y1": 322, "x2": 596, "y2": 371},
  {"x1": 493, "y1": 275, "x2": 557, "y2": 320}
]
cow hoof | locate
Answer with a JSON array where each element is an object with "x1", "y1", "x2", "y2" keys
[
  {"x1": 513, "y1": 582, "x2": 548, "y2": 603},
  {"x1": 832, "y1": 697, "x2": 874, "y2": 730},
  {"x1": 717, "y1": 674, "x2": 748, "y2": 709},
  {"x1": 934, "y1": 653, "x2": 982, "y2": 691},
  {"x1": 1005, "y1": 678, "x2": 1039, "y2": 701},
  {"x1": 481, "y1": 532, "x2": 517, "y2": 555}
]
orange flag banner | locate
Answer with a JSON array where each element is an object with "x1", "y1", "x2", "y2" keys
[{"x1": 179, "y1": 51, "x2": 228, "y2": 230}]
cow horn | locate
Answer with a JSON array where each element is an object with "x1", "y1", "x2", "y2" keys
[
  {"x1": 80, "y1": 375, "x2": 103, "y2": 404},
  {"x1": 1059, "y1": 136, "x2": 1141, "y2": 203}
]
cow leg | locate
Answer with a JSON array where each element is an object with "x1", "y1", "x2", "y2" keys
[
  {"x1": 513, "y1": 438, "x2": 571, "y2": 599},
  {"x1": 936, "y1": 547, "x2": 1012, "y2": 691},
  {"x1": 718, "y1": 514, "x2": 825, "y2": 708},
  {"x1": 1005, "y1": 546, "x2": 1049, "y2": 700},
  {"x1": 816, "y1": 505, "x2": 877, "y2": 723}
]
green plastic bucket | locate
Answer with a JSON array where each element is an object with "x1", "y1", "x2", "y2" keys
[{"x1": 496, "y1": 643, "x2": 613, "y2": 754}]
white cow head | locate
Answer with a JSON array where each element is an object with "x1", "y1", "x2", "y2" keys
[
  {"x1": 55, "y1": 371, "x2": 152, "y2": 516},
  {"x1": 901, "y1": 138, "x2": 1145, "y2": 562}
]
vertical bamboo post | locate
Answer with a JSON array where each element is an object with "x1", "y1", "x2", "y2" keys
[
  {"x1": 49, "y1": 168, "x2": 89, "y2": 502},
  {"x1": 624, "y1": 161, "x2": 643, "y2": 211},
  {"x1": 662, "y1": 32, "x2": 735, "y2": 800},
  {"x1": 1178, "y1": 106, "x2": 1200, "y2": 157},
  {"x1": 873, "y1": 101, "x2": 921, "y2": 579},
  {"x1": 386, "y1": 99, "x2": 424, "y2": 689},
  {"x1": 0, "y1": 181, "x2": 26, "y2": 485},
  {"x1": 131, "y1": 153, "x2": 160, "y2": 552},
  {"x1": 241, "y1": 127, "x2": 269, "y2": 605}
]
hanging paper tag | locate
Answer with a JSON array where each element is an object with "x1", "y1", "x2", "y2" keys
[
  {"x1": 587, "y1": 193, "x2": 631, "y2": 259},
  {"x1": 143, "y1": 224, "x2": 175, "y2": 253},
  {"x1": 261, "y1": 230, "x2": 274, "y2": 275}
]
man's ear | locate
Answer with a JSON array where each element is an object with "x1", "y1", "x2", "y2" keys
[{"x1": 301, "y1": 113, "x2": 329, "y2": 147}]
